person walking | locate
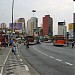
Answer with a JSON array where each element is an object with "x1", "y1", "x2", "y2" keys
[
  {"x1": 9, "y1": 39, "x2": 13, "y2": 46},
  {"x1": 4, "y1": 37, "x2": 7, "y2": 48},
  {"x1": 12, "y1": 39, "x2": 18, "y2": 55},
  {"x1": 72, "y1": 40, "x2": 74, "y2": 48},
  {"x1": 25, "y1": 39, "x2": 29, "y2": 49}
]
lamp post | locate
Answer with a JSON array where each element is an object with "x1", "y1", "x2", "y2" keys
[{"x1": 12, "y1": 0, "x2": 14, "y2": 33}]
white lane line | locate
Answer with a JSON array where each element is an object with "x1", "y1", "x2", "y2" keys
[
  {"x1": 20, "y1": 59, "x2": 23, "y2": 61},
  {"x1": 65, "y1": 62, "x2": 73, "y2": 66},
  {"x1": 33, "y1": 46, "x2": 54, "y2": 59},
  {"x1": 33, "y1": 46, "x2": 73, "y2": 66},
  {"x1": 0, "y1": 48, "x2": 11, "y2": 75},
  {"x1": 55, "y1": 59, "x2": 62, "y2": 61},
  {"x1": 49, "y1": 56, "x2": 54, "y2": 58},
  {"x1": 18, "y1": 55, "x2": 20, "y2": 57},
  {"x1": 24, "y1": 65, "x2": 29, "y2": 71}
]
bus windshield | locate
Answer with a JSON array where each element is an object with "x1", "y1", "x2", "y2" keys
[
  {"x1": 56, "y1": 37, "x2": 64, "y2": 40},
  {"x1": 27, "y1": 36, "x2": 35, "y2": 44}
]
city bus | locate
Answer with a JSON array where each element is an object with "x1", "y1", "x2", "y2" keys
[{"x1": 53, "y1": 35, "x2": 66, "y2": 46}]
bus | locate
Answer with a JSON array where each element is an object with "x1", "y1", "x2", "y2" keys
[
  {"x1": 26, "y1": 36, "x2": 36, "y2": 45},
  {"x1": 53, "y1": 35, "x2": 66, "y2": 46}
]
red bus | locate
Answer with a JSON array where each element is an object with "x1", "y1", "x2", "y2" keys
[
  {"x1": 53, "y1": 35, "x2": 66, "y2": 46},
  {"x1": 27, "y1": 36, "x2": 36, "y2": 45}
]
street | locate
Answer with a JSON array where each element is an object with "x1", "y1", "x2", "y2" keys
[{"x1": 20, "y1": 43, "x2": 75, "y2": 75}]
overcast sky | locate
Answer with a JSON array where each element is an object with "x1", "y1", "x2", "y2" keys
[{"x1": 0, "y1": 0, "x2": 74, "y2": 34}]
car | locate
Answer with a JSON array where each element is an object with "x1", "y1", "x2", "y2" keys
[{"x1": 44, "y1": 38, "x2": 52, "y2": 43}]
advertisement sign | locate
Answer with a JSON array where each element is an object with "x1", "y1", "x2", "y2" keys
[
  {"x1": 69, "y1": 30, "x2": 73, "y2": 38},
  {"x1": 58, "y1": 22, "x2": 65, "y2": 25},
  {"x1": 68, "y1": 23, "x2": 73, "y2": 30},
  {"x1": 68, "y1": 23, "x2": 74, "y2": 39},
  {"x1": 9, "y1": 23, "x2": 22, "y2": 30}
]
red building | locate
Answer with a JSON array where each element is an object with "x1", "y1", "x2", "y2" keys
[{"x1": 43, "y1": 15, "x2": 53, "y2": 37}]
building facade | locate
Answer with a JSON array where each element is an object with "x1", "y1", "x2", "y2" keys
[
  {"x1": 0, "y1": 23, "x2": 6, "y2": 29},
  {"x1": 73, "y1": 13, "x2": 75, "y2": 39},
  {"x1": 27, "y1": 17, "x2": 38, "y2": 36},
  {"x1": 9, "y1": 18, "x2": 25, "y2": 38},
  {"x1": 16, "y1": 18, "x2": 25, "y2": 32},
  {"x1": 43, "y1": 15, "x2": 53, "y2": 37},
  {"x1": 58, "y1": 22, "x2": 67, "y2": 37}
]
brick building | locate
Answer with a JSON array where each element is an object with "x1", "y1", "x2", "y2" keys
[{"x1": 43, "y1": 15, "x2": 53, "y2": 37}]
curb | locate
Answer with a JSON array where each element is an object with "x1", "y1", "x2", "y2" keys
[
  {"x1": 18, "y1": 44, "x2": 40, "y2": 75},
  {"x1": 0, "y1": 48, "x2": 11, "y2": 75}
]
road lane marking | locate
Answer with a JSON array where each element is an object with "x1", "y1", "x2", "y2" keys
[
  {"x1": 20, "y1": 59, "x2": 23, "y2": 61},
  {"x1": 24, "y1": 65, "x2": 29, "y2": 71},
  {"x1": 49, "y1": 56, "x2": 54, "y2": 58},
  {"x1": 33, "y1": 46, "x2": 73, "y2": 66},
  {"x1": 33, "y1": 46, "x2": 55, "y2": 59},
  {"x1": 65, "y1": 62, "x2": 73, "y2": 66},
  {"x1": 0, "y1": 48, "x2": 11, "y2": 75},
  {"x1": 55, "y1": 59, "x2": 62, "y2": 61},
  {"x1": 18, "y1": 55, "x2": 20, "y2": 57}
]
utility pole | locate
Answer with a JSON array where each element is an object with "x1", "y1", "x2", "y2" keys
[{"x1": 12, "y1": 0, "x2": 14, "y2": 34}]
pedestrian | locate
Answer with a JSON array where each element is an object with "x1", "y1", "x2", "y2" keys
[
  {"x1": 9, "y1": 39, "x2": 13, "y2": 46},
  {"x1": 66, "y1": 41, "x2": 69, "y2": 46},
  {"x1": 72, "y1": 40, "x2": 74, "y2": 48},
  {"x1": 25, "y1": 38, "x2": 29, "y2": 49},
  {"x1": 12, "y1": 39, "x2": 18, "y2": 55},
  {"x1": 4, "y1": 37, "x2": 7, "y2": 48}
]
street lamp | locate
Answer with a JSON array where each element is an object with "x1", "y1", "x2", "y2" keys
[{"x1": 12, "y1": 0, "x2": 14, "y2": 33}]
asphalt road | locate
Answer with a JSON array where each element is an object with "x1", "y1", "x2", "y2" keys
[{"x1": 20, "y1": 43, "x2": 75, "y2": 75}]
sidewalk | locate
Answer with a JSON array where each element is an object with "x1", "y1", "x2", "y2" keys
[{"x1": 0, "y1": 47, "x2": 31, "y2": 75}]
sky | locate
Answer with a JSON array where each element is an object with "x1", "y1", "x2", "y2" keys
[{"x1": 0, "y1": 0, "x2": 74, "y2": 35}]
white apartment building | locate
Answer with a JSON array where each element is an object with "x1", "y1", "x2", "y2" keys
[
  {"x1": 27, "y1": 17, "x2": 38, "y2": 36},
  {"x1": 58, "y1": 25, "x2": 67, "y2": 37}
]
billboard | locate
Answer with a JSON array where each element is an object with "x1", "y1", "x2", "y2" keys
[
  {"x1": 68, "y1": 23, "x2": 74, "y2": 38},
  {"x1": 9, "y1": 23, "x2": 22, "y2": 30},
  {"x1": 58, "y1": 22, "x2": 65, "y2": 25},
  {"x1": 68, "y1": 23, "x2": 73, "y2": 30}
]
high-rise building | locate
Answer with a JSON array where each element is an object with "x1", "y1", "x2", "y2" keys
[
  {"x1": 16, "y1": 18, "x2": 25, "y2": 31},
  {"x1": 27, "y1": 17, "x2": 38, "y2": 36},
  {"x1": 73, "y1": 13, "x2": 75, "y2": 38},
  {"x1": 43, "y1": 15, "x2": 53, "y2": 37},
  {"x1": 0, "y1": 23, "x2": 6, "y2": 29},
  {"x1": 58, "y1": 22, "x2": 67, "y2": 37}
]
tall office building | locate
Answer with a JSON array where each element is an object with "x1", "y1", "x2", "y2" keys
[
  {"x1": 17, "y1": 18, "x2": 25, "y2": 31},
  {"x1": 27, "y1": 17, "x2": 38, "y2": 36},
  {"x1": 58, "y1": 22, "x2": 67, "y2": 37},
  {"x1": 73, "y1": 13, "x2": 75, "y2": 38},
  {"x1": 0, "y1": 23, "x2": 6, "y2": 29},
  {"x1": 43, "y1": 15, "x2": 53, "y2": 37}
]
